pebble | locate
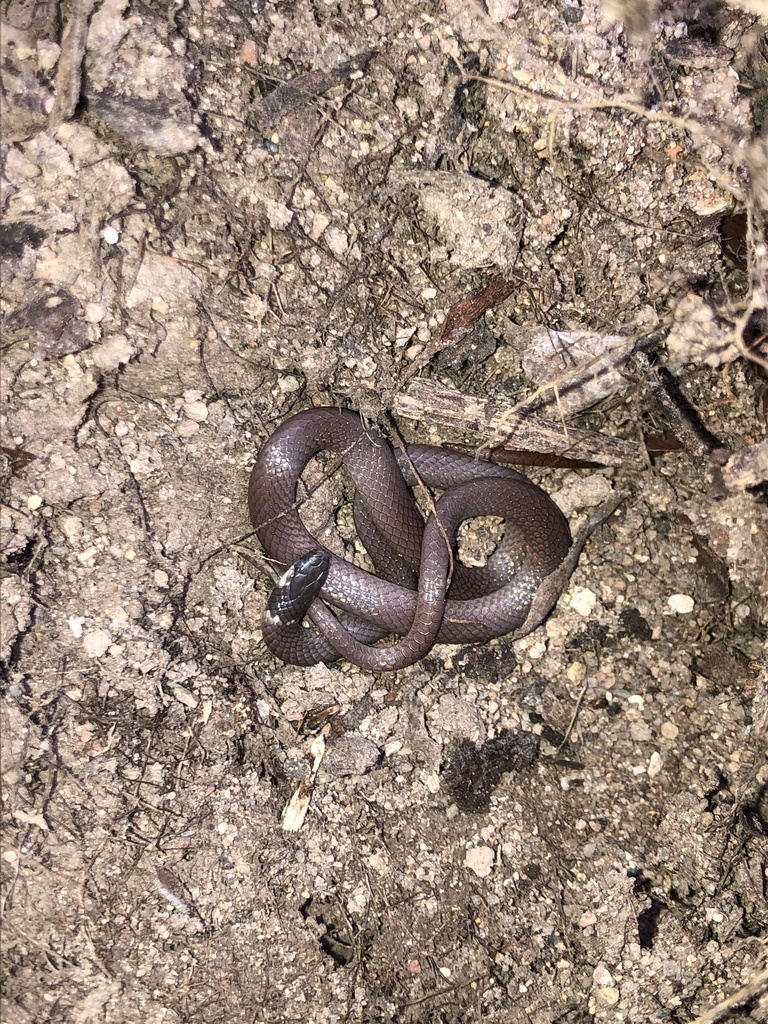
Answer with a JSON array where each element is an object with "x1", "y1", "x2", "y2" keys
[
  {"x1": 183, "y1": 400, "x2": 209, "y2": 423},
  {"x1": 465, "y1": 845, "x2": 494, "y2": 877},
  {"x1": 83, "y1": 628, "x2": 112, "y2": 658},
  {"x1": 593, "y1": 964, "x2": 614, "y2": 986},
  {"x1": 569, "y1": 587, "x2": 597, "y2": 616}
]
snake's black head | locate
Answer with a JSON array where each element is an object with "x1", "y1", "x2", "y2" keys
[{"x1": 266, "y1": 550, "x2": 330, "y2": 625}]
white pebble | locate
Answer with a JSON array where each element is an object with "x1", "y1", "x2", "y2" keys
[
  {"x1": 569, "y1": 587, "x2": 597, "y2": 616},
  {"x1": 667, "y1": 593, "x2": 694, "y2": 614},
  {"x1": 84, "y1": 302, "x2": 107, "y2": 323},
  {"x1": 325, "y1": 226, "x2": 349, "y2": 256},
  {"x1": 83, "y1": 628, "x2": 112, "y2": 658},
  {"x1": 183, "y1": 400, "x2": 208, "y2": 423},
  {"x1": 465, "y1": 845, "x2": 494, "y2": 877},
  {"x1": 593, "y1": 964, "x2": 614, "y2": 987}
]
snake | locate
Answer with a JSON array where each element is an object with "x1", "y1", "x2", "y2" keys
[{"x1": 248, "y1": 408, "x2": 572, "y2": 671}]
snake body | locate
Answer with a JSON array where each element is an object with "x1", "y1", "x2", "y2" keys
[{"x1": 248, "y1": 408, "x2": 572, "y2": 670}]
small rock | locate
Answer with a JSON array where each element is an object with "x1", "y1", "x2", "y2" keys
[
  {"x1": 593, "y1": 964, "x2": 614, "y2": 987},
  {"x1": 83, "y1": 628, "x2": 112, "y2": 658},
  {"x1": 325, "y1": 226, "x2": 349, "y2": 257},
  {"x1": 569, "y1": 588, "x2": 597, "y2": 617},
  {"x1": 183, "y1": 400, "x2": 209, "y2": 423},
  {"x1": 464, "y1": 845, "x2": 494, "y2": 877},
  {"x1": 91, "y1": 334, "x2": 133, "y2": 369}
]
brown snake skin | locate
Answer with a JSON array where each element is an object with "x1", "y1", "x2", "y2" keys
[{"x1": 248, "y1": 408, "x2": 572, "y2": 670}]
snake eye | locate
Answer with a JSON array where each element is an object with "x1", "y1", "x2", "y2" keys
[{"x1": 267, "y1": 550, "x2": 330, "y2": 624}]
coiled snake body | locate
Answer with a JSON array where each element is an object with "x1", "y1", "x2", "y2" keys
[{"x1": 249, "y1": 408, "x2": 572, "y2": 671}]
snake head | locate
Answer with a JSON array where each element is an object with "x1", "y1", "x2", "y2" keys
[{"x1": 265, "y1": 549, "x2": 331, "y2": 626}]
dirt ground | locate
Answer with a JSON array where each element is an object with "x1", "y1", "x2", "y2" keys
[{"x1": 2, "y1": 0, "x2": 768, "y2": 1022}]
